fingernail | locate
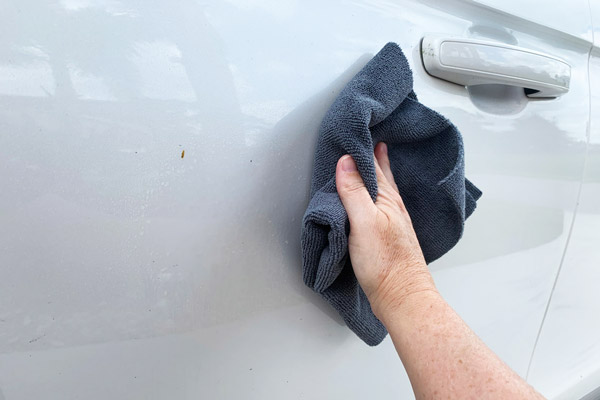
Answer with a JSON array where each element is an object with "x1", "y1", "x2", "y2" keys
[
  {"x1": 381, "y1": 142, "x2": 388, "y2": 155},
  {"x1": 341, "y1": 155, "x2": 357, "y2": 172}
]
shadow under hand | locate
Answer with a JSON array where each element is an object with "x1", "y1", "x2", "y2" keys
[
  {"x1": 263, "y1": 53, "x2": 375, "y2": 325},
  {"x1": 210, "y1": 53, "x2": 375, "y2": 328}
]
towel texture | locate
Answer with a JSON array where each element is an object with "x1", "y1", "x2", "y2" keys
[{"x1": 301, "y1": 42, "x2": 482, "y2": 346}]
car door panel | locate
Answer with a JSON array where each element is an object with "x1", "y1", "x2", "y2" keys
[{"x1": 0, "y1": 0, "x2": 592, "y2": 398}]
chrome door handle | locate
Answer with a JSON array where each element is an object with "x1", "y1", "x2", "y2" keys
[{"x1": 421, "y1": 36, "x2": 571, "y2": 98}]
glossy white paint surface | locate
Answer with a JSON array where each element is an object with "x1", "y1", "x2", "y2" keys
[
  {"x1": 474, "y1": 0, "x2": 594, "y2": 41},
  {"x1": 0, "y1": 0, "x2": 593, "y2": 398}
]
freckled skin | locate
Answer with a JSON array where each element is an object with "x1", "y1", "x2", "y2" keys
[{"x1": 336, "y1": 143, "x2": 545, "y2": 400}]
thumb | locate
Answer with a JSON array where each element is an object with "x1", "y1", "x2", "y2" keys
[{"x1": 336, "y1": 155, "x2": 376, "y2": 225}]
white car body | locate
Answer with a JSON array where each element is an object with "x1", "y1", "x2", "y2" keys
[{"x1": 0, "y1": 1, "x2": 599, "y2": 399}]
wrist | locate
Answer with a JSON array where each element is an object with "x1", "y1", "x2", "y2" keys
[{"x1": 369, "y1": 267, "x2": 440, "y2": 325}]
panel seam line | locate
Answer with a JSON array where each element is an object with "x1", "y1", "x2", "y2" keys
[{"x1": 525, "y1": 7, "x2": 595, "y2": 379}]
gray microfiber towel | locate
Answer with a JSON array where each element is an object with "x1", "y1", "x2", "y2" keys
[{"x1": 301, "y1": 42, "x2": 482, "y2": 346}]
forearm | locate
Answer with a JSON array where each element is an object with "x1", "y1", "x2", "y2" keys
[
  {"x1": 378, "y1": 290, "x2": 544, "y2": 400},
  {"x1": 335, "y1": 148, "x2": 544, "y2": 398}
]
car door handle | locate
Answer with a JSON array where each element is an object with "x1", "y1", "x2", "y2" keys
[{"x1": 421, "y1": 36, "x2": 571, "y2": 98}]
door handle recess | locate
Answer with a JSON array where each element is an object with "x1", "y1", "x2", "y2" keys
[{"x1": 421, "y1": 36, "x2": 571, "y2": 98}]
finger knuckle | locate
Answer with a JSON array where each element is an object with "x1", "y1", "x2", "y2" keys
[{"x1": 342, "y1": 180, "x2": 366, "y2": 195}]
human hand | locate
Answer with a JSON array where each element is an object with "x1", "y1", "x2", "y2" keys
[{"x1": 335, "y1": 142, "x2": 438, "y2": 320}]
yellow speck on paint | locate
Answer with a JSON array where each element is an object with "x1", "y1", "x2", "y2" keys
[{"x1": 181, "y1": 150, "x2": 185, "y2": 159}]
